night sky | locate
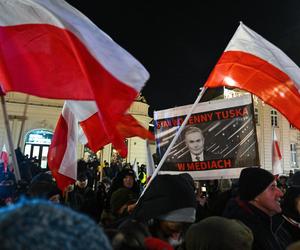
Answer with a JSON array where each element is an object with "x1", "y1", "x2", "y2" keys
[{"x1": 66, "y1": 0, "x2": 300, "y2": 116}]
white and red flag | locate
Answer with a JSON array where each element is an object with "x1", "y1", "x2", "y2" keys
[
  {"x1": 0, "y1": 0, "x2": 149, "y2": 158},
  {"x1": 0, "y1": 144, "x2": 9, "y2": 172},
  {"x1": 272, "y1": 128, "x2": 283, "y2": 176},
  {"x1": 48, "y1": 101, "x2": 155, "y2": 190},
  {"x1": 204, "y1": 22, "x2": 300, "y2": 130}
]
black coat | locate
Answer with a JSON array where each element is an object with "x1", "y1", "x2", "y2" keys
[{"x1": 223, "y1": 197, "x2": 293, "y2": 250}]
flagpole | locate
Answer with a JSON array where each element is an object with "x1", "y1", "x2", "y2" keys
[
  {"x1": 0, "y1": 95, "x2": 21, "y2": 181},
  {"x1": 17, "y1": 94, "x2": 29, "y2": 148},
  {"x1": 139, "y1": 87, "x2": 208, "y2": 199}
]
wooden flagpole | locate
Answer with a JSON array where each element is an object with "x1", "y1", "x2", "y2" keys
[
  {"x1": 17, "y1": 95, "x2": 29, "y2": 148},
  {"x1": 0, "y1": 95, "x2": 21, "y2": 181}
]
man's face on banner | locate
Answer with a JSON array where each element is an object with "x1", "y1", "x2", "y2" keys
[{"x1": 185, "y1": 130, "x2": 204, "y2": 156}]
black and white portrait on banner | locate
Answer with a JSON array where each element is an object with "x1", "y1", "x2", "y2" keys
[{"x1": 153, "y1": 94, "x2": 259, "y2": 180}]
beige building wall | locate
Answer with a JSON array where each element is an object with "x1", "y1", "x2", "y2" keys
[{"x1": 0, "y1": 93, "x2": 153, "y2": 166}]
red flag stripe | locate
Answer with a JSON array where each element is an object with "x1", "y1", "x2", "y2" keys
[
  {"x1": 274, "y1": 140, "x2": 282, "y2": 160},
  {"x1": 80, "y1": 113, "x2": 155, "y2": 152},
  {"x1": 0, "y1": 0, "x2": 149, "y2": 157},
  {"x1": 205, "y1": 50, "x2": 300, "y2": 129},
  {"x1": 47, "y1": 114, "x2": 75, "y2": 191}
]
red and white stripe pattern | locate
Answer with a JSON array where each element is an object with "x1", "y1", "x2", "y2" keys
[
  {"x1": 272, "y1": 128, "x2": 283, "y2": 175},
  {"x1": 205, "y1": 22, "x2": 300, "y2": 130},
  {"x1": 0, "y1": 144, "x2": 9, "y2": 172},
  {"x1": 0, "y1": 0, "x2": 149, "y2": 156},
  {"x1": 48, "y1": 100, "x2": 154, "y2": 190}
]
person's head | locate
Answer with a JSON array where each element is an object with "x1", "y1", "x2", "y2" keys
[
  {"x1": 132, "y1": 173, "x2": 197, "y2": 247},
  {"x1": 27, "y1": 171, "x2": 61, "y2": 203},
  {"x1": 183, "y1": 126, "x2": 204, "y2": 156},
  {"x1": 107, "y1": 219, "x2": 151, "y2": 250},
  {"x1": 119, "y1": 168, "x2": 136, "y2": 189},
  {"x1": 123, "y1": 175, "x2": 134, "y2": 189},
  {"x1": 278, "y1": 175, "x2": 288, "y2": 185},
  {"x1": 239, "y1": 167, "x2": 283, "y2": 216},
  {"x1": 184, "y1": 216, "x2": 253, "y2": 250},
  {"x1": 76, "y1": 172, "x2": 88, "y2": 189},
  {"x1": 282, "y1": 186, "x2": 300, "y2": 220},
  {"x1": 0, "y1": 198, "x2": 112, "y2": 250}
]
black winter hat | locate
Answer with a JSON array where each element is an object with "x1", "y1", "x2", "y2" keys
[
  {"x1": 119, "y1": 168, "x2": 136, "y2": 179},
  {"x1": 239, "y1": 167, "x2": 275, "y2": 201},
  {"x1": 132, "y1": 173, "x2": 197, "y2": 222}
]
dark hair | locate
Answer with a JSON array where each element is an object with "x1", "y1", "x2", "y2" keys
[{"x1": 282, "y1": 186, "x2": 300, "y2": 220}]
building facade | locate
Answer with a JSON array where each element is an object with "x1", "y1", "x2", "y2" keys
[
  {"x1": 0, "y1": 93, "x2": 153, "y2": 169},
  {"x1": 1, "y1": 90, "x2": 299, "y2": 176}
]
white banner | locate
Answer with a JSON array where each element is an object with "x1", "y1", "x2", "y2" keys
[{"x1": 154, "y1": 94, "x2": 259, "y2": 180}]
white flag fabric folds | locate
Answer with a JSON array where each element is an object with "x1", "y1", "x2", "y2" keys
[
  {"x1": 0, "y1": 0, "x2": 149, "y2": 158},
  {"x1": 205, "y1": 22, "x2": 300, "y2": 130},
  {"x1": 272, "y1": 128, "x2": 283, "y2": 175},
  {"x1": 48, "y1": 101, "x2": 155, "y2": 190}
]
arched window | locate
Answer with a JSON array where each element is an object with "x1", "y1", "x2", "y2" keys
[{"x1": 24, "y1": 129, "x2": 53, "y2": 169}]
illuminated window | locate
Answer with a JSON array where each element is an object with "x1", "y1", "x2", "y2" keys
[
  {"x1": 24, "y1": 129, "x2": 53, "y2": 169},
  {"x1": 290, "y1": 143, "x2": 298, "y2": 167}
]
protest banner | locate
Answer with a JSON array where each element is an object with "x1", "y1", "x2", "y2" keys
[{"x1": 154, "y1": 94, "x2": 259, "y2": 180}]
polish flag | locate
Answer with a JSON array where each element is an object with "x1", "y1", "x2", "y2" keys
[
  {"x1": 0, "y1": 0, "x2": 149, "y2": 156},
  {"x1": 272, "y1": 128, "x2": 283, "y2": 176},
  {"x1": 204, "y1": 22, "x2": 300, "y2": 130},
  {"x1": 0, "y1": 144, "x2": 9, "y2": 172},
  {"x1": 48, "y1": 101, "x2": 155, "y2": 191}
]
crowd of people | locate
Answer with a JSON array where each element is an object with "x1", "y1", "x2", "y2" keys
[{"x1": 1, "y1": 152, "x2": 300, "y2": 250}]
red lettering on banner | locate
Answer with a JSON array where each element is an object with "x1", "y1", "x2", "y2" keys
[
  {"x1": 215, "y1": 107, "x2": 249, "y2": 120},
  {"x1": 177, "y1": 163, "x2": 185, "y2": 171},
  {"x1": 187, "y1": 163, "x2": 195, "y2": 171},
  {"x1": 188, "y1": 113, "x2": 213, "y2": 125},
  {"x1": 176, "y1": 159, "x2": 232, "y2": 171}
]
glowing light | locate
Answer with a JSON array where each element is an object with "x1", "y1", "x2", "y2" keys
[{"x1": 224, "y1": 76, "x2": 236, "y2": 86}]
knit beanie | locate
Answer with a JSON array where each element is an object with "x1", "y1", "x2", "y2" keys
[
  {"x1": 110, "y1": 188, "x2": 136, "y2": 213},
  {"x1": 239, "y1": 167, "x2": 275, "y2": 201},
  {"x1": 0, "y1": 198, "x2": 112, "y2": 250},
  {"x1": 184, "y1": 216, "x2": 253, "y2": 250},
  {"x1": 132, "y1": 173, "x2": 197, "y2": 222},
  {"x1": 27, "y1": 171, "x2": 61, "y2": 199}
]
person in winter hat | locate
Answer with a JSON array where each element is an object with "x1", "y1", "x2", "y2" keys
[
  {"x1": 0, "y1": 198, "x2": 112, "y2": 250},
  {"x1": 131, "y1": 173, "x2": 197, "y2": 248},
  {"x1": 184, "y1": 216, "x2": 253, "y2": 250},
  {"x1": 109, "y1": 167, "x2": 141, "y2": 200},
  {"x1": 27, "y1": 171, "x2": 61, "y2": 203},
  {"x1": 223, "y1": 166, "x2": 292, "y2": 250}
]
